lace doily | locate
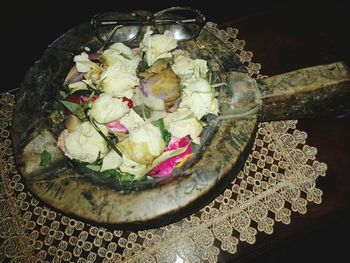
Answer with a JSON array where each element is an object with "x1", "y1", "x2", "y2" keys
[{"x1": 0, "y1": 23, "x2": 327, "y2": 263}]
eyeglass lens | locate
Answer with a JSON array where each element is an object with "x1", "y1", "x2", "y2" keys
[
  {"x1": 92, "y1": 12, "x2": 140, "y2": 44},
  {"x1": 154, "y1": 8, "x2": 205, "y2": 40},
  {"x1": 92, "y1": 7, "x2": 205, "y2": 44}
]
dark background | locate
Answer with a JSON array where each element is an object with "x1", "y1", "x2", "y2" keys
[
  {"x1": 1, "y1": 0, "x2": 285, "y2": 90},
  {"x1": 2, "y1": 0, "x2": 349, "y2": 262},
  {"x1": 2, "y1": 0, "x2": 347, "y2": 88}
]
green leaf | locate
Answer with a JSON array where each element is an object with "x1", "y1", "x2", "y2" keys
[
  {"x1": 59, "y1": 90, "x2": 68, "y2": 99},
  {"x1": 119, "y1": 173, "x2": 135, "y2": 182},
  {"x1": 101, "y1": 169, "x2": 135, "y2": 182},
  {"x1": 133, "y1": 105, "x2": 153, "y2": 119},
  {"x1": 179, "y1": 84, "x2": 186, "y2": 94},
  {"x1": 59, "y1": 100, "x2": 86, "y2": 120},
  {"x1": 152, "y1": 119, "x2": 172, "y2": 145},
  {"x1": 40, "y1": 150, "x2": 52, "y2": 168},
  {"x1": 138, "y1": 52, "x2": 149, "y2": 71},
  {"x1": 59, "y1": 99, "x2": 80, "y2": 112}
]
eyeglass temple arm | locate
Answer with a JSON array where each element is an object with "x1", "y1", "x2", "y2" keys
[
  {"x1": 93, "y1": 18, "x2": 199, "y2": 27},
  {"x1": 92, "y1": 19, "x2": 140, "y2": 26}
]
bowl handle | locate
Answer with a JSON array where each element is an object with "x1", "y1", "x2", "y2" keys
[{"x1": 258, "y1": 61, "x2": 350, "y2": 121}]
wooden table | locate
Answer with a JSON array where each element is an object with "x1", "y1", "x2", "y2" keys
[{"x1": 2, "y1": 1, "x2": 350, "y2": 262}]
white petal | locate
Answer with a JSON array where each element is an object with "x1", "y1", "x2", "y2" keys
[
  {"x1": 145, "y1": 51, "x2": 172, "y2": 67},
  {"x1": 182, "y1": 79, "x2": 211, "y2": 94},
  {"x1": 141, "y1": 28, "x2": 177, "y2": 66},
  {"x1": 119, "y1": 109, "x2": 145, "y2": 131},
  {"x1": 119, "y1": 155, "x2": 147, "y2": 179},
  {"x1": 64, "y1": 122, "x2": 108, "y2": 163},
  {"x1": 171, "y1": 55, "x2": 208, "y2": 81},
  {"x1": 102, "y1": 52, "x2": 139, "y2": 70},
  {"x1": 100, "y1": 64, "x2": 139, "y2": 98},
  {"x1": 180, "y1": 79, "x2": 218, "y2": 119},
  {"x1": 164, "y1": 108, "x2": 203, "y2": 144},
  {"x1": 90, "y1": 93, "x2": 130, "y2": 123},
  {"x1": 166, "y1": 118, "x2": 202, "y2": 144},
  {"x1": 133, "y1": 88, "x2": 165, "y2": 111},
  {"x1": 180, "y1": 92, "x2": 214, "y2": 119},
  {"x1": 100, "y1": 150, "x2": 122, "y2": 172},
  {"x1": 129, "y1": 123, "x2": 165, "y2": 156},
  {"x1": 74, "y1": 52, "x2": 98, "y2": 73},
  {"x1": 104, "y1": 43, "x2": 133, "y2": 58},
  {"x1": 148, "y1": 110, "x2": 167, "y2": 122}
]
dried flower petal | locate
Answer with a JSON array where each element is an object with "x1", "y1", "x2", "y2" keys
[{"x1": 150, "y1": 136, "x2": 192, "y2": 177}]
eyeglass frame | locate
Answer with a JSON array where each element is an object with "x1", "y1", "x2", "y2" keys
[{"x1": 91, "y1": 6, "x2": 206, "y2": 45}]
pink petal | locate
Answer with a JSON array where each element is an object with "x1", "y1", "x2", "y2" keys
[
  {"x1": 80, "y1": 95, "x2": 99, "y2": 103},
  {"x1": 88, "y1": 52, "x2": 100, "y2": 61},
  {"x1": 57, "y1": 129, "x2": 69, "y2": 152},
  {"x1": 150, "y1": 160, "x2": 177, "y2": 177},
  {"x1": 131, "y1": 48, "x2": 139, "y2": 55},
  {"x1": 166, "y1": 136, "x2": 191, "y2": 151},
  {"x1": 106, "y1": 120, "x2": 128, "y2": 133},
  {"x1": 150, "y1": 136, "x2": 192, "y2": 177},
  {"x1": 64, "y1": 65, "x2": 84, "y2": 85}
]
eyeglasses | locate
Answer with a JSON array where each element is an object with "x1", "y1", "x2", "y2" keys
[{"x1": 91, "y1": 7, "x2": 206, "y2": 45}]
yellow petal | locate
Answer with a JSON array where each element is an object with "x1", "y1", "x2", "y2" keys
[{"x1": 68, "y1": 81, "x2": 88, "y2": 94}]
